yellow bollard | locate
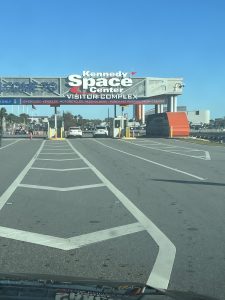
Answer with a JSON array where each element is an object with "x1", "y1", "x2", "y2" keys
[
  {"x1": 170, "y1": 126, "x2": 173, "y2": 138},
  {"x1": 118, "y1": 127, "x2": 121, "y2": 138},
  {"x1": 126, "y1": 127, "x2": 130, "y2": 138}
]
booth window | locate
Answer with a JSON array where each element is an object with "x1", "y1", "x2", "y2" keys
[{"x1": 115, "y1": 120, "x2": 120, "y2": 128}]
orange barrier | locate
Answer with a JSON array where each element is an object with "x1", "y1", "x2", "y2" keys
[
  {"x1": 146, "y1": 112, "x2": 190, "y2": 137},
  {"x1": 167, "y1": 112, "x2": 190, "y2": 137}
]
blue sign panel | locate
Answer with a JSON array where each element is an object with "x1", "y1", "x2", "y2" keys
[
  {"x1": 0, "y1": 82, "x2": 58, "y2": 93},
  {"x1": 0, "y1": 99, "x2": 21, "y2": 105}
]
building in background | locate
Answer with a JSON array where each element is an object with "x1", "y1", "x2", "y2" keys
[
  {"x1": 186, "y1": 110, "x2": 210, "y2": 125},
  {"x1": 28, "y1": 116, "x2": 49, "y2": 124},
  {"x1": 145, "y1": 106, "x2": 210, "y2": 125}
]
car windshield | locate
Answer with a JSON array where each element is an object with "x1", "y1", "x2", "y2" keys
[{"x1": 0, "y1": 1, "x2": 224, "y2": 300}]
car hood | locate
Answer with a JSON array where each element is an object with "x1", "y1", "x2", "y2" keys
[{"x1": 0, "y1": 273, "x2": 220, "y2": 300}]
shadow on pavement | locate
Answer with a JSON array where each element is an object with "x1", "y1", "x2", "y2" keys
[{"x1": 152, "y1": 179, "x2": 225, "y2": 187}]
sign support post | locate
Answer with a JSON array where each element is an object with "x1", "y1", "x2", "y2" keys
[{"x1": 54, "y1": 106, "x2": 57, "y2": 138}]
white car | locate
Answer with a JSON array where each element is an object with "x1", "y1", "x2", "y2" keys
[
  {"x1": 67, "y1": 127, "x2": 82, "y2": 138},
  {"x1": 93, "y1": 126, "x2": 108, "y2": 137}
]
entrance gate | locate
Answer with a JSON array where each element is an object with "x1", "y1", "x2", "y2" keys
[{"x1": 0, "y1": 71, "x2": 184, "y2": 140}]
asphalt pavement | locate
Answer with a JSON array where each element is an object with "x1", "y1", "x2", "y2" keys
[{"x1": 0, "y1": 137, "x2": 224, "y2": 300}]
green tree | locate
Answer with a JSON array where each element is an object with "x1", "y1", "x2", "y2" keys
[
  {"x1": 6, "y1": 113, "x2": 18, "y2": 124},
  {"x1": 18, "y1": 113, "x2": 29, "y2": 124},
  {"x1": 63, "y1": 112, "x2": 77, "y2": 130},
  {"x1": 0, "y1": 107, "x2": 7, "y2": 119}
]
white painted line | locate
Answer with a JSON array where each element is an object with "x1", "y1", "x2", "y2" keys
[
  {"x1": 43, "y1": 148, "x2": 72, "y2": 151},
  {"x1": 122, "y1": 140, "x2": 210, "y2": 161},
  {"x1": 67, "y1": 139, "x2": 176, "y2": 290},
  {"x1": 205, "y1": 151, "x2": 211, "y2": 160},
  {"x1": 0, "y1": 139, "x2": 21, "y2": 150},
  {"x1": 39, "y1": 152, "x2": 74, "y2": 155},
  {"x1": 0, "y1": 226, "x2": 65, "y2": 249},
  {"x1": 156, "y1": 145, "x2": 179, "y2": 149},
  {"x1": 68, "y1": 222, "x2": 144, "y2": 249},
  {"x1": 157, "y1": 142, "x2": 203, "y2": 151},
  {"x1": 44, "y1": 146, "x2": 67, "y2": 148},
  {"x1": 135, "y1": 141, "x2": 162, "y2": 145},
  {"x1": 131, "y1": 143, "x2": 163, "y2": 147},
  {"x1": 44, "y1": 144, "x2": 68, "y2": 146},
  {"x1": 36, "y1": 158, "x2": 81, "y2": 161},
  {"x1": 30, "y1": 167, "x2": 90, "y2": 171},
  {"x1": 0, "y1": 223, "x2": 144, "y2": 250},
  {"x1": 134, "y1": 140, "x2": 203, "y2": 150},
  {"x1": 135, "y1": 143, "x2": 163, "y2": 146},
  {"x1": 19, "y1": 183, "x2": 105, "y2": 191},
  {"x1": 93, "y1": 140, "x2": 206, "y2": 181},
  {"x1": 0, "y1": 141, "x2": 45, "y2": 211},
  {"x1": 171, "y1": 148, "x2": 201, "y2": 152}
]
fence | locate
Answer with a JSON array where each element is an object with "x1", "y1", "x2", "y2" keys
[{"x1": 190, "y1": 130, "x2": 225, "y2": 143}]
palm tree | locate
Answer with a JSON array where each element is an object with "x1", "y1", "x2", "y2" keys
[{"x1": 0, "y1": 107, "x2": 7, "y2": 119}]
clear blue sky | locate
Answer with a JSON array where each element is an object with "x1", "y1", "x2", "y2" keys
[{"x1": 0, "y1": 0, "x2": 225, "y2": 119}]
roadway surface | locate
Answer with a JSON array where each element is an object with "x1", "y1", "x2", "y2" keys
[{"x1": 0, "y1": 137, "x2": 224, "y2": 300}]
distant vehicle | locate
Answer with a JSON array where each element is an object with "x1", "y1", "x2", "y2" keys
[
  {"x1": 93, "y1": 126, "x2": 108, "y2": 137},
  {"x1": 15, "y1": 129, "x2": 27, "y2": 135},
  {"x1": 67, "y1": 127, "x2": 82, "y2": 138}
]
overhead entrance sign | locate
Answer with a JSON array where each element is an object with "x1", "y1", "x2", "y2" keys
[
  {"x1": 0, "y1": 71, "x2": 183, "y2": 105},
  {"x1": 0, "y1": 99, "x2": 21, "y2": 105}
]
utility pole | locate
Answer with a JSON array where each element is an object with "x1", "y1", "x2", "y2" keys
[
  {"x1": 108, "y1": 107, "x2": 110, "y2": 124},
  {"x1": 114, "y1": 105, "x2": 117, "y2": 118}
]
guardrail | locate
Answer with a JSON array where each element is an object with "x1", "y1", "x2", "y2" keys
[{"x1": 190, "y1": 130, "x2": 225, "y2": 143}]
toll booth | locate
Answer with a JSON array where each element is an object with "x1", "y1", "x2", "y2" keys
[
  {"x1": 48, "y1": 119, "x2": 65, "y2": 140},
  {"x1": 112, "y1": 116, "x2": 127, "y2": 138}
]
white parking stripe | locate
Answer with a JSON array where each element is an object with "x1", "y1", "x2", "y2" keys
[
  {"x1": 43, "y1": 148, "x2": 72, "y2": 151},
  {"x1": 36, "y1": 158, "x2": 81, "y2": 161},
  {"x1": 93, "y1": 140, "x2": 206, "y2": 181},
  {"x1": 67, "y1": 139, "x2": 176, "y2": 290},
  {"x1": 0, "y1": 141, "x2": 45, "y2": 210},
  {"x1": 44, "y1": 146, "x2": 67, "y2": 148},
  {"x1": 0, "y1": 223, "x2": 144, "y2": 250},
  {"x1": 19, "y1": 183, "x2": 105, "y2": 191},
  {"x1": 30, "y1": 167, "x2": 90, "y2": 171},
  {"x1": 68, "y1": 222, "x2": 144, "y2": 249},
  {"x1": 0, "y1": 139, "x2": 21, "y2": 150},
  {"x1": 39, "y1": 152, "x2": 74, "y2": 155},
  {"x1": 122, "y1": 140, "x2": 211, "y2": 160}
]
